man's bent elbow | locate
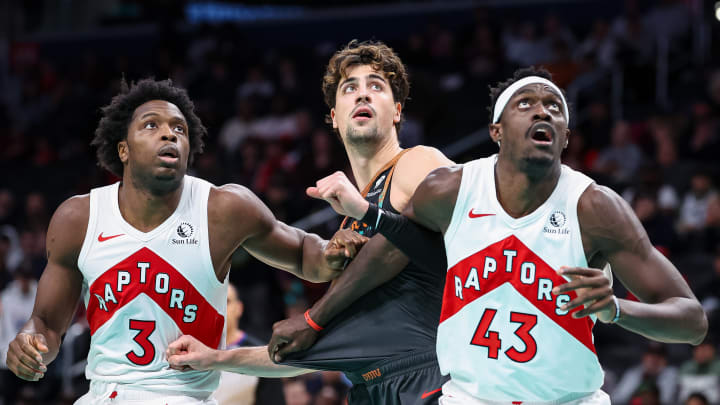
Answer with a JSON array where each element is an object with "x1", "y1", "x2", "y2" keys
[{"x1": 688, "y1": 304, "x2": 709, "y2": 346}]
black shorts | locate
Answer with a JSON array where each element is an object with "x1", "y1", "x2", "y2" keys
[{"x1": 344, "y1": 349, "x2": 449, "y2": 405}]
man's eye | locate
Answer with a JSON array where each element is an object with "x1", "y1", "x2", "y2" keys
[
  {"x1": 371, "y1": 83, "x2": 382, "y2": 91},
  {"x1": 518, "y1": 100, "x2": 530, "y2": 108},
  {"x1": 344, "y1": 85, "x2": 356, "y2": 93},
  {"x1": 144, "y1": 122, "x2": 156, "y2": 129},
  {"x1": 175, "y1": 125, "x2": 186, "y2": 134},
  {"x1": 548, "y1": 102, "x2": 560, "y2": 111}
]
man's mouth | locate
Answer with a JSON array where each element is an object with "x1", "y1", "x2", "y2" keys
[
  {"x1": 158, "y1": 145, "x2": 179, "y2": 163},
  {"x1": 528, "y1": 123, "x2": 555, "y2": 146},
  {"x1": 352, "y1": 106, "x2": 374, "y2": 121}
]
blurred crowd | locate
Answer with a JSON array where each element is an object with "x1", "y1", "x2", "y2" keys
[{"x1": 1, "y1": 0, "x2": 720, "y2": 404}]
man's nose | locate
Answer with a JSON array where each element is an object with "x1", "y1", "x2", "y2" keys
[{"x1": 160, "y1": 124, "x2": 177, "y2": 142}]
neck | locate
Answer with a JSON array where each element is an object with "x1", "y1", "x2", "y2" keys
[
  {"x1": 118, "y1": 175, "x2": 184, "y2": 232},
  {"x1": 344, "y1": 133, "x2": 402, "y2": 190},
  {"x1": 494, "y1": 157, "x2": 562, "y2": 218}
]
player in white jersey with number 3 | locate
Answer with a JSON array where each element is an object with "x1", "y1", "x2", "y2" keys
[
  {"x1": 266, "y1": 67, "x2": 708, "y2": 405},
  {"x1": 4, "y1": 78, "x2": 366, "y2": 404}
]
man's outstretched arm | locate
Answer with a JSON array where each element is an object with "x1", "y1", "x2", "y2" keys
[{"x1": 167, "y1": 335, "x2": 313, "y2": 377}]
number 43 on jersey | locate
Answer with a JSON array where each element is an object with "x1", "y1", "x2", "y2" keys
[{"x1": 471, "y1": 308, "x2": 538, "y2": 363}]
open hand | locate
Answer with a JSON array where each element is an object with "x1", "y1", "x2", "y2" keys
[
  {"x1": 267, "y1": 313, "x2": 319, "y2": 363},
  {"x1": 6, "y1": 332, "x2": 49, "y2": 381},
  {"x1": 307, "y1": 171, "x2": 369, "y2": 219}
]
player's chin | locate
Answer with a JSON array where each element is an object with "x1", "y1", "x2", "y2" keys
[{"x1": 153, "y1": 166, "x2": 185, "y2": 181}]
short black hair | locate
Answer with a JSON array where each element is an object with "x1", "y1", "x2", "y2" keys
[
  {"x1": 487, "y1": 66, "x2": 566, "y2": 123},
  {"x1": 92, "y1": 78, "x2": 207, "y2": 177}
]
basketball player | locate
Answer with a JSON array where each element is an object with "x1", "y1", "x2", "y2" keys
[
  {"x1": 4, "y1": 78, "x2": 367, "y2": 404},
  {"x1": 268, "y1": 67, "x2": 709, "y2": 404},
  {"x1": 167, "y1": 40, "x2": 454, "y2": 404}
]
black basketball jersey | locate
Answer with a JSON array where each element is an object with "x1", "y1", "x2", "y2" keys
[{"x1": 281, "y1": 149, "x2": 446, "y2": 372}]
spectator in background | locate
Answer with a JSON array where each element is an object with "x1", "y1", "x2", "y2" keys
[
  {"x1": 283, "y1": 378, "x2": 312, "y2": 405},
  {"x1": 214, "y1": 283, "x2": 285, "y2": 405},
  {"x1": 238, "y1": 65, "x2": 275, "y2": 101},
  {"x1": 622, "y1": 165, "x2": 680, "y2": 216},
  {"x1": 593, "y1": 120, "x2": 644, "y2": 187},
  {"x1": 695, "y1": 246, "x2": 720, "y2": 337},
  {"x1": 0, "y1": 266, "x2": 39, "y2": 404},
  {"x1": 677, "y1": 337, "x2": 720, "y2": 404},
  {"x1": 218, "y1": 99, "x2": 255, "y2": 157},
  {"x1": 503, "y1": 21, "x2": 546, "y2": 67},
  {"x1": 575, "y1": 19, "x2": 615, "y2": 68},
  {"x1": 612, "y1": 343, "x2": 678, "y2": 405},
  {"x1": 631, "y1": 190, "x2": 677, "y2": 254},
  {"x1": 678, "y1": 171, "x2": 717, "y2": 237},
  {"x1": 685, "y1": 393, "x2": 711, "y2": 405}
]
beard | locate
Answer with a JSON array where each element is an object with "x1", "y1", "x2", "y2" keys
[
  {"x1": 344, "y1": 123, "x2": 382, "y2": 146},
  {"x1": 129, "y1": 160, "x2": 185, "y2": 196}
]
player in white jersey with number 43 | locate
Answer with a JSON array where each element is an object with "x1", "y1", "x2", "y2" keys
[
  {"x1": 4, "y1": 78, "x2": 366, "y2": 404},
  {"x1": 267, "y1": 67, "x2": 708, "y2": 405}
]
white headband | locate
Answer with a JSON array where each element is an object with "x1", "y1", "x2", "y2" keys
[{"x1": 492, "y1": 76, "x2": 569, "y2": 125}]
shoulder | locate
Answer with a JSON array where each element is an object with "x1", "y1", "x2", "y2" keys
[
  {"x1": 50, "y1": 194, "x2": 90, "y2": 233},
  {"x1": 395, "y1": 146, "x2": 454, "y2": 175},
  {"x1": 208, "y1": 184, "x2": 274, "y2": 235},
  {"x1": 577, "y1": 183, "x2": 632, "y2": 230},
  {"x1": 578, "y1": 183, "x2": 648, "y2": 253},
  {"x1": 209, "y1": 184, "x2": 256, "y2": 214},
  {"x1": 407, "y1": 165, "x2": 463, "y2": 226},
  {"x1": 47, "y1": 194, "x2": 90, "y2": 265},
  {"x1": 393, "y1": 146, "x2": 455, "y2": 196},
  {"x1": 419, "y1": 164, "x2": 464, "y2": 197}
]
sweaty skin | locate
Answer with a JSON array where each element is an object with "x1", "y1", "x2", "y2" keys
[
  {"x1": 267, "y1": 82, "x2": 707, "y2": 361},
  {"x1": 5, "y1": 99, "x2": 365, "y2": 381}
]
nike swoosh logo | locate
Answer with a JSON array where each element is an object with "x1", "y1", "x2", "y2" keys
[
  {"x1": 98, "y1": 232, "x2": 125, "y2": 242},
  {"x1": 421, "y1": 388, "x2": 443, "y2": 399},
  {"x1": 468, "y1": 209, "x2": 495, "y2": 219}
]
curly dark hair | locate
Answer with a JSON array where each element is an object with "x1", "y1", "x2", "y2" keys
[
  {"x1": 91, "y1": 78, "x2": 207, "y2": 177},
  {"x1": 487, "y1": 66, "x2": 569, "y2": 123},
  {"x1": 322, "y1": 40, "x2": 410, "y2": 135}
]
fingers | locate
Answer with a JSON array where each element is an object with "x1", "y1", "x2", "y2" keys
[
  {"x1": 6, "y1": 342, "x2": 45, "y2": 381},
  {"x1": 167, "y1": 335, "x2": 192, "y2": 356},
  {"x1": 306, "y1": 186, "x2": 322, "y2": 200},
  {"x1": 330, "y1": 230, "x2": 369, "y2": 259},
  {"x1": 268, "y1": 335, "x2": 289, "y2": 362},
  {"x1": 167, "y1": 353, "x2": 194, "y2": 371},
  {"x1": 557, "y1": 267, "x2": 603, "y2": 278},
  {"x1": 571, "y1": 295, "x2": 614, "y2": 318},
  {"x1": 31, "y1": 334, "x2": 49, "y2": 354},
  {"x1": 561, "y1": 286, "x2": 613, "y2": 314},
  {"x1": 274, "y1": 341, "x2": 301, "y2": 363}
]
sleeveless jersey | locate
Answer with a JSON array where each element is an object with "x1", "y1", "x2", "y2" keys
[
  {"x1": 77, "y1": 175, "x2": 227, "y2": 396},
  {"x1": 439, "y1": 155, "x2": 604, "y2": 402},
  {"x1": 282, "y1": 149, "x2": 445, "y2": 371}
]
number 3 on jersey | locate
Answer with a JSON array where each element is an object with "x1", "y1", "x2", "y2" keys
[
  {"x1": 470, "y1": 308, "x2": 537, "y2": 363},
  {"x1": 127, "y1": 320, "x2": 156, "y2": 365}
]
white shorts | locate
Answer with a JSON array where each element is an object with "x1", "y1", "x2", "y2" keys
[
  {"x1": 438, "y1": 387, "x2": 610, "y2": 405},
  {"x1": 74, "y1": 381, "x2": 218, "y2": 405}
]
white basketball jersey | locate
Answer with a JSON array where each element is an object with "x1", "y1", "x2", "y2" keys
[
  {"x1": 439, "y1": 155, "x2": 604, "y2": 402},
  {"x1": 78, "y1": 176, "x2": 227, "y2": 395}
]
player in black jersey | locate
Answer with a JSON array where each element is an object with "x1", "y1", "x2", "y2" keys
[{"x1": 166, "y1": 40, "x2": 454, "y2": 404}]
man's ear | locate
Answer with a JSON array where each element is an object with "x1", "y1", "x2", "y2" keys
[
  {"x1": 564, "y1": 128, "x2": 570, "y2": 149},
  {"x1": 489, "y1": 122, "x2": 502, "y2": 144},
  {"x1": 330, "y1": 108, "x2": 337, "y2": 129},
  {"x1": 393, "y1": 102, "x2": 402, "y2": 124},
  {"x1": 118, "y1": 140, "x2": 129, "y2": 164}
]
